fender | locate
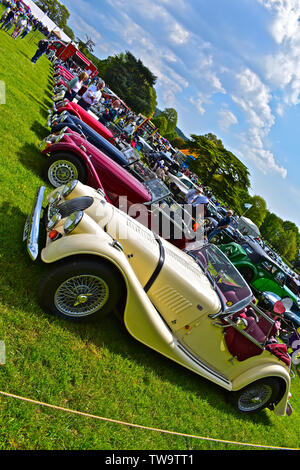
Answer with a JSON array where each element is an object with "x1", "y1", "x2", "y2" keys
[
  {"x1": 57, "y1": 104, "x2": 81, "y2": 120},
  {"x1": 41, "y1": 232, "x2": 177, "y2": 359},
  {"x1": 41, "y1": 141, "x2": 105, "y2": 194},
  {"x1": 231, "y1": 362, "x2": 291, "y2": 416},
  {"x1": 234, "y1": 261, "x2": 257, "y2": 278},
  {"x1": 41, "y1": 140, "x2": 88, "y2": 162}
]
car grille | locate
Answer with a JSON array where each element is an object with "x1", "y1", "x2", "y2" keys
[{"x1": 55, "y1": 197, "x2": 94, "y2": 219}]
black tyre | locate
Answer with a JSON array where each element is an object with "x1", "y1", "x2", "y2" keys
[
  {"x1": 38, "y1": 257, "x2": 123, "y2": 322},
  {"x1": 230, "y1": 378, "x2": 281, "y2": 413},
  {"x1": 44, "y1": 152, "x2": 87, "y2": 188},
  {"x1": 238, "y1": 266, "x2": 254, "y2": 283}
]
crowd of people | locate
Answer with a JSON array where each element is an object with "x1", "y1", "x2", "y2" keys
[
  {"x1": 0, "y1": 2, "x2": 32, "y2": 39},
  {"x1": 0, "y1": 0, "x2": 64, "y2": 41}
]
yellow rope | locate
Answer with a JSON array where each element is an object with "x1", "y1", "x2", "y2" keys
[{"x1": 0, "y1": 390, "x2": 298, "y2": 450}]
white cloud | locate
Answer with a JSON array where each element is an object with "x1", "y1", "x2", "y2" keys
[
  {"x1": 229, "y1": 68, "x2": 287, "y2": 178},
  {"x1": 232, "y1": 68, "x2": 274, "y2": 129},
  {"x1": 188, "y1": 93, "x2": 210, "y2": 115},
  {"x1": 168, "y1": 22, "x2": 190, "y2": 45},
  {"x1": 218, "y1": 108, "x2": 238, "y2": 131},
  {"x1": 257, "y1": 0, "x2": 300, "y2": 110},
  {"x1": 257, "y1": 0, "x2": 300, "y2": 44}
]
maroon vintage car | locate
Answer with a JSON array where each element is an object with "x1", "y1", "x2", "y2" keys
[{"x1": 40, "y1": 129, "x2": 198, "y2": 248}]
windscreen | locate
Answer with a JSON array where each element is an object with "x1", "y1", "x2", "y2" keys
[
  {"x1": 144, "y1": 178, "x2": 171, "y2": 203},
  {"x1": 123, "y1": 148, "x2": 142, "y2": 164},
  {"x1": 189, "y1": 244, "x2": 253, "y2": 313}
]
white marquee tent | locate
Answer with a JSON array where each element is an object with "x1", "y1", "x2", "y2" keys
[{"x1": 22, "y1": 0, "x2": 71, "y2": 43}]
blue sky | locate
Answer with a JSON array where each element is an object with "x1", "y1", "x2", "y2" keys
[{"x1": 59, "y1": 0, "x2": 300, "y2": 230}]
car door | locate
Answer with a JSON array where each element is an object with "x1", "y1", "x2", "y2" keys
[{"x1": 252, "y1": 261, "x2": 286, "y2": 297}]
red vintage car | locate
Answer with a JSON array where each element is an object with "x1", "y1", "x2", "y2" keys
[
  {"x1": 47, "y1": 100, "x2": 115, "y2": 144},
  {"x1": 40, "y1": 128, "x2": 197, "y2": 248},
  {"x1": 49, "y1": 100, "x2": 115, "y2": 144}
]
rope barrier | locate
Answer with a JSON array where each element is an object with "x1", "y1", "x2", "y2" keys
[{"x1": 0, "y1": 390, "x2": 298, "y2": 450}]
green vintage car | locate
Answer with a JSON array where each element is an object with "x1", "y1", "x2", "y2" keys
[{"x1": 219, "y1": 238, "x2": 300, "y2": 311}]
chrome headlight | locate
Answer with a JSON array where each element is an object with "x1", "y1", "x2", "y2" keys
[
  {"x1": 40, "y1": 135, "x2": 54, "y2": 151},
  {"x1": 62, "y1": 180, "x2": 78, "y2": 198},
  {"x1": 56, "y1": 99, "x2": 68, "y2": 109},
  {"x1": 64, "y1": 211, "x2": 83, "y2": 235},
  {"x1": 50, "y1": 113, "x2": 58, "y2": 123},
  {"x1": 52, "y1": 113, "x2": 67, "y2": 126},
  {"x1": 55, "y1": 126, "x2": 68, "y2": 143},
  {"x1": 53, "y1": 91, "x2": 66, "y2": 102},
  {"x1": 40, "y1": 129, "x2": 66, "y2": 150},
  {"x1": 47, "y1": 212, "x2": 62, "y2": 230},
  {"x1": 48, "y1": 190, "x2": 61, "y2": 206}
]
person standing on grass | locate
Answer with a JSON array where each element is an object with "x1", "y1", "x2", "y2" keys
[
  {"x1": 19, "y1": 21, "x2": 32, "y2": 39},
  {"x1": 0, "y1": 9, "x2": 15, "y2": 31},
  {"x1": 11, "y1": 15, "x2": 27, "y2": 39},
  {"x1": 31, "y1": 39, "x2": 50, "y2": 64},
  {"x1": 0, "y1": 6, "x2": 11, "y2": 24}
]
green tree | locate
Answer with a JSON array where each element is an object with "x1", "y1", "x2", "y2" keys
[
  {"x1": 186, "y1": 134, "x2": 250, "y2": 212},
  {"x1": 203, "y1": 133, "x2": 224, "y2": 149},
  {"x1": 283, "y1": 231, "x2": 298, "y2": 261},
  {"x1": 260, "y1": 212, "x2": 284, "y2": 247},
  {"x1": 151, "y1": 116, "x2": 168, "y2": 135},
  {"x1": 63, "y1": 24, "x2": 75, "y2": 40},
  {"x1": 283, "y1": 221, "x2": 300, "y2": 249},
  {"x1": 235, "y1": 187, "x2": 253, "y2": 215},
  {"x1": 170, "y1": 136, "x2": 186, "y2": 149},
  {"x1": 35, "y1": 0, "x2": 70, "y2": 29},
  {"x1": 98, "y1": 51, "x2": 157, "y2": 116},
  {"x1": 160, "y1": 108, "x2": 178, "y2": 133},
  {"x1": 245, "y1": 195, "x2": 267, "y2": 228}
]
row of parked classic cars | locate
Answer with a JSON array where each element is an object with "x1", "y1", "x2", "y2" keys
[{"x1": 23, "y1": 61, "x2": 299, "y2": 417}]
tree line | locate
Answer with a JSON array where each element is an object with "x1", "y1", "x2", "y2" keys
[{"x1": 184, "y1": 133, "x2": 300, "y2": 264}]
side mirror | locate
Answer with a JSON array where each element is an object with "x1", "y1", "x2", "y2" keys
[
  {"x1": 281, "y1": 297, "x2": 293, "y2": 311},
  {"x1": 273, "y1": 300, "x2": 286, "y2": 315}
]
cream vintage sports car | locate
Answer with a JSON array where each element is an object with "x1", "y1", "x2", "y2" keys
[{"x1": 23, "y1": 180, "x2": 294, "y2": 416}]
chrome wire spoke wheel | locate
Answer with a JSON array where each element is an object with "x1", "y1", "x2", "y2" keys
[
  {"x1": 48, "y1": 160, "x2": 78, "y2": 187},
  {"x1": 238, "y1": 384, "x2": 273, "y2": 412},
  {"x1": 54, "y1": 275, "x2": 110, "y2": 318}
]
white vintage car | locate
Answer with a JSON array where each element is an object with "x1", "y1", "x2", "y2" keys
[{"x1": 24, "y1": 180, "x2": 294, "y2": 416}]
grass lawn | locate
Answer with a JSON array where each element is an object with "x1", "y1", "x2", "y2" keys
[{"x1": 0, "y1": 11, "x2": 300, "y2": 451}]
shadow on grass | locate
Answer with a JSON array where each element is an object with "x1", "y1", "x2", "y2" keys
[
  {"x1": 17, "y1": 50, "x2": 32, "y2": 61},
  {"x1": 16, "y1": 142, "x2": 45, "y2": 181},
  {"x1": 44, "y1": 88, "x2": 54, "y2": 100},
  {"x1": 30, "y1": 120, "x2": 49, "y2": 140},
  {"x1": 54, "y1": 303, "x2": 273, "y2": 425},
  {"x1": 0, "y1": 200, "x2": 45, "y2": 304},
  {"x1": 27, "y1": 92, "x2": 52, "y2": 112}
]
